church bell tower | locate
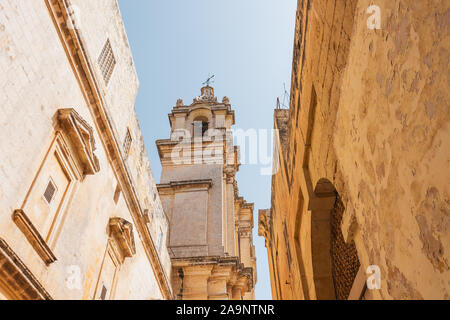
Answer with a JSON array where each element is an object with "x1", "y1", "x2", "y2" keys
[{"x1": 156, "y1": 85, "x2": 257, "y2": 300}]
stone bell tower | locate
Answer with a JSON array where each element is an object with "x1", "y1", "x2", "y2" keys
[{"x1": 156, "y1": 85, "x2": 256, "y2": 300}]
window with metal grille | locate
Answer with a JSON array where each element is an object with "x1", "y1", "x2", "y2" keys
[
  {"x1": 98, "y1": 39, "x2": 116, "y2": 86},
  {"x1": 123, "y1": 129, "x2": 132, "y2": 158},
  {"x1": 43, "y1": 179, "x2": 57, "y2": 204},
  {"x1": 331, "y1": 196, "x2": 361, "y2": 300}
]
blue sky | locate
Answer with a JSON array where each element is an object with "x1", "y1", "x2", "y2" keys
[{"x1": 117, "y1": 0, "x2": 297, "y2": 300}]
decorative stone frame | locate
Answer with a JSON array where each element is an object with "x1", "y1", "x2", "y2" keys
[
  {"x1": 93, "y1": 241, "x2": 121, "y2": 300},
  {"x1": 93, "y1": 217, "x2": 136, "y2": 300},
  {"x1": 12, "y1": 108, "x2": 99, "y2": 265},
  {"x1": 108, "y1": 217, "x2": 136, "y2": 263}
]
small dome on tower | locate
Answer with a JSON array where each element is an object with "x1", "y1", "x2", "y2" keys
[
  {"x1": 193, "y1": 85, "x2": 217, "y2": 104},
  {"x1": 201, "y1": 86, "x2": 214, "y2": 98}
]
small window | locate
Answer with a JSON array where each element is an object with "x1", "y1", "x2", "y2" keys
[
  {"x1": 123, "y1": 129, "x2": 132, "y2": 158},
  {"x1": 100, "y1": 284, "x2": 108, "y2": 300},
  {"x1": 98, "y1": 39, "x2": 116, "y2": 86},
  {"x1": 43, "y1": 179, "x2": 57, "y2": 204}
]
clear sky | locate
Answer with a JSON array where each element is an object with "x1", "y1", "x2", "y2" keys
[{"x1": 117, "y1": 0, "x2": 297, "y2": 300}]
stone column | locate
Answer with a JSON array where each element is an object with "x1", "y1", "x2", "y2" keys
[
  {"x1": 231, "y1": 285, "x2": 243, "y2": 300},
  {"x1": 225, "y1": 167, "x2": 236, "y2": 256},
  {"x1": 181, "y1": 266, "x2": 213, "y2": 300},
  {"x1": 222, "y1": 173, "x2": 228, "y2": 253},
  {"x1": 208, "y1": 266, "x2": 233, "y2": 300},
  {"x1": 226, "y1": 283, "x2": 233, "y2": 299}
]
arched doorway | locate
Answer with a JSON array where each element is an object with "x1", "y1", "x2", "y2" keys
[{"x1": 310, "y1": 178, "x2": 360, "y2": 300}]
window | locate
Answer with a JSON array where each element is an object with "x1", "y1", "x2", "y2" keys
[
  {"x1": 193, "y1": 117, "x2": 208, "y2": 137},
  {"x1": 15, "y1": 136, "x2": 75, "y2": 263},
  {"x1": 123, "y1": 129, "x2": 132, "y2": 158},
  {"x1": 43, "y1": 178, "x2": 57, "y2": 205},
  {"x1": 94, "y1": 218, "x2": 136, "y2": 300},
  {"x1": 13, "y1": 108, "x2": 100, "y2": 265},
  {"x1": 98, "y1": 39, "x2": 116, "y2": 86}
]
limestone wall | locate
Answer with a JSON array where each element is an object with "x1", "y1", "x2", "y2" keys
[
  {"x1": 264, "y1": 0, "x2": 449, "y2": 300},
  {"x1": 0, "y1": 0, "x2": 170, "y2": 299}
]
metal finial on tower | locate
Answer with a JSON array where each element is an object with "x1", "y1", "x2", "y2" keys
[{"x1": 202, "y1": 74, "x2": 215, "y2": 87}]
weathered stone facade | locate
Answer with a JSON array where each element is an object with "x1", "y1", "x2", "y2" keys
[
  {"x1": 259, "y1": 0, "x2": 449, "y2": 299},
  {"x1": 0, "y1": 0, "x2": 171, "y2": 299},
  {"x1": 157, "y1": 86, "x2": 257, "y2": 300}
]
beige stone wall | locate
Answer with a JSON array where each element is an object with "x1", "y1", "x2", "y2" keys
[
  {"x1": 261, "y1": 0, "x2": 449, "y2": 300},
  {"x1": 0, "y1": 0, "x2": 170, "y2": 299}
]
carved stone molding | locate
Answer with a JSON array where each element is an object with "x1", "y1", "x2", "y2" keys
[
  {"x1": 108, "y1": 217, "x2": 136, "y2": 262},
  {"x1": 12, "y1": 209, "x2": 57, "y2": 265},
  {"x1": 233, "y1": 180, "x2": 239, "y2": 198},
  {"x1": 258, "y1": 209, "x2": 272, "y2": 243},
  {"x1": 193, "y1": 86, "x2": 218, "y2": 104},
  {"x1": 224, "y1": 166, "x2": 235, "y2": 184},
  {"x1": 238, "y1": 228, "x2": 252, "y2": 238},
  {"x1": 0, "y1": 238, "x2": 52, "y2": 300},
  {"x1": 176, "y1": 98, "x2": 184, "y2": 107},
  {"x1": 55, "y1": 108, "x2": 100, "y2": 176},
  {"x1": 222, "y1": 96, "x2": 230, "y2": 105},
  {"x1": 157, "y1": 179, "x2": 212, "y2": 194}
]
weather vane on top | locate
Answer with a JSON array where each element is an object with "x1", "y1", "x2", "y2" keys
[{"x1": 202, "y1": 74, "x2": 215, "y2": 87}]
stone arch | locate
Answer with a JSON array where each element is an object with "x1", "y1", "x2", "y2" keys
[
  {"x1": 193, "y1": 116, "x2": 209, "y2": 137},
  {"x1": 188, "y1": 110, "x2": 210, "y2": 137},
  {"x1": 310, "y1": 178, "x2": 360, "y2": 300}
]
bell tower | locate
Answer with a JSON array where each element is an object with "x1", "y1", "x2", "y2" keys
[{"x1": 156, "y1": 85, "x2": 256, "y2": 300}]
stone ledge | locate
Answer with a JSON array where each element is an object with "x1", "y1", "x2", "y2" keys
[
  {"x1": 157, "y1": 179, "x2": 213, "y2": 192},
  {"x1": 12, "y1": 209, "x2": 57, "y2": 266}
]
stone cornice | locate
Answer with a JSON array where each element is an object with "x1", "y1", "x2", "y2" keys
[
  {"x1": 108, "y1": 217, "x2": 136, "y2": 262},
  {"x1": 45, "y1": 0, "x2": 172, "y2": 299},
  {"x1": 156, "y1": 139, "x2": 228, "y2": 167},
  {"x1": 172, "y1": 256, "x2": 254, "y2": 290},
  {"x1": 157, "y1": 179, "x2": 213, "y2": 193},
  {"x1": 236, "y1": 196, "x2": 254, "y2": 211},
  {"x1": 0, "y1": 238, "x2": 53, "y2": 300},
  {"x1": 54, "y1": 108, "x2": 100, "y2": 176}
]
